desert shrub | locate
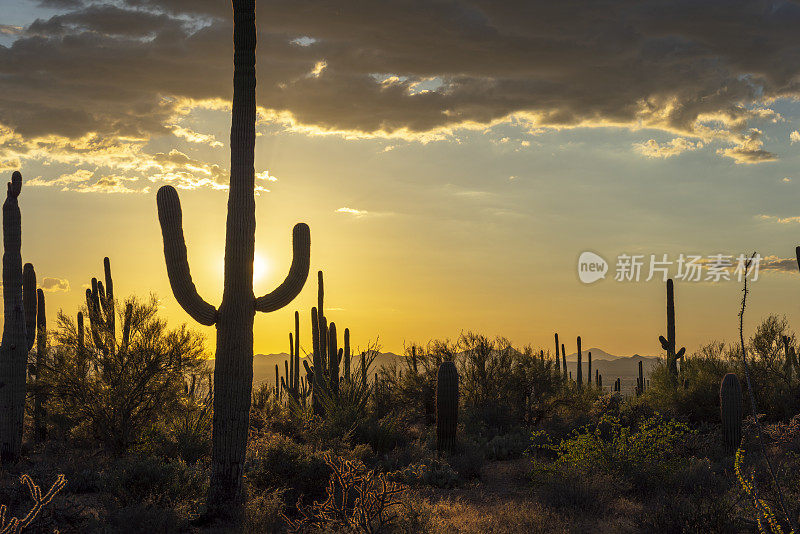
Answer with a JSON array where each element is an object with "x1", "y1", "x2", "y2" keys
[
  {"x1": 532, "y1": 465, "x2": 617, "y2": 515},
  {"x1": 97, "y1": 503, "x2": 184, "y2": 533},
  {"x1": 45, "y1": 295, "x2": 207, "y2": 451},
  {"x1": 245, "y1": 433, "x2": 330, "y2": 508},
  {"x1": 103, "y1": 455, "x2": 207, "y2": 507},
  {"x1": 646, "y1": 342, "x2": 734, "y2": 422},
  {"x1": 553, "y1": 413, "x2": 692, "y2": 490},
  {"x1": 448, "y1": 434, "x2": 487, "y2": 480},
  {"x1": 484, "y1": 427, "x2": 534, "y2": 460},
  {"x1": 393, "y1": 458, "x2": 460, "y2": 489},
  {"x1": 244, "y1": 489, "x2": 285, "y2": 533},
  {"x1": 638, "y1": 491, "x2": 736, "y2": 533}
]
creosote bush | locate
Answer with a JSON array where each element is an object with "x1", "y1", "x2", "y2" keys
[{"x1": 44, "y1": 294, "x2": 206, "y2": 451}]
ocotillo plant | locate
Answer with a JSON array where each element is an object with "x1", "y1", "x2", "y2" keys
[
  {"x1": 155, "y1": 0, "x2": 311, "y2": 513},
  {"x1": 659, "y1": 279, "x2": 686, "y2": 385},
  {"x1": 436, "y1": 361, "x2": 459, "y2": 454},
  {"x1": 576, "y1": 336, "x2": 582, "y2": 389},
  {"x1": 0, "y1": 171, "x2": 38, "y2": 462},
  {"x1": 33, "y1": 288, "x2": 47, "y2": 441},
  {"x1": 720, "y1": 373, "x2": 743, "y2": 454}
]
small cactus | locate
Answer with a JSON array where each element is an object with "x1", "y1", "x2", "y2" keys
[
  {"x1": 720, "y1": 373, "x2": 743, "y2": 454},
  {"x1": 436, "y1": 361, "x2": 459, "y2": 454}
]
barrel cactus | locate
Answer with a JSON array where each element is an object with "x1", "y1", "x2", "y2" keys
[
  {"x1": 436, "y1": 361, "x2": 459, "y2": 454},
  {"x1": 720, "y1": 373, "x2": 743, "y2": 454}
]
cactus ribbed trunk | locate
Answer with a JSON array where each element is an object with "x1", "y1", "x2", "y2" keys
[
  {"x1": 554, "y1": 333, "x2": 560, "y2": 374},
  {"x1": 660, "y1": 279, "x2": 685, "y2": 385},
  {"x1": 0, "y1": 172, "x2": 35, "y2": 463},
  {"x1": 436, "y1": 361, "x2": 458, "y2": 454},
  {"x1": 343, "y1": 328, "x2": 350, "y2": 381},
  {"x1": 720, "y1": 373, "x2": 743, "y2": 454},
  {"x1": 587, "y1": 351, "x2": 592, "y2": 385},
  {"x1": 294, "y1": 311, "x2": 300, "y2": 392},
  {"x1": 34, "y1": 288, "x2": 46, "y2": 442}
]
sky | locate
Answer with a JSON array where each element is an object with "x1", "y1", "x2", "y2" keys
[{"x1": 2, "y1": 0, "x2": 800, "y2": 357}]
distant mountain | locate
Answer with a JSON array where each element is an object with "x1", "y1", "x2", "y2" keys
[
  {"x1": 208, "y1": 351, "x2": 404, "y2": 388},
  {"x1": 208, "y1": 349, "x2": 661, "y2": 390}
]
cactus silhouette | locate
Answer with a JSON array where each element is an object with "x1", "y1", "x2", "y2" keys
[
  {"x1": 561, "y1": 343, "x2": 567, "y2": 380},
  {"x1": 155, "y1": 0, "x2": 311, "y2": 514},
  {"x1": 587, "y1": 350, "x2": 592, "y2": 386},
  {"x1": 436, "y1": 361, "x2": 459, "y2": 454},
  {"x1": 659, "y1": 279, "x2": 685, "y2": 385},
  {"x1": 554, "y1": 333, "x2": 561, "y2": 374},
  {"x1": 576, "y1": 336, "x2": 582, "y2": 389},
  {"x1": 0, "y1": 172, "x2": 38, "y2": 462},
  {"x1": 720, "y1": 373, "x2": 743, "y2": 454},
  {"x1": 33, "y1": 288, "x2": 47, "y2": 442}
]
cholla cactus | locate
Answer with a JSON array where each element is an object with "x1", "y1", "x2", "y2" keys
[
  {"x1": 436, "y1": 361, "x2": 459, "y2": 454},
  {"x1": 659, "y1": 279, "x2": 686, "y2": 385},
  {"x1": 155, "y1": 0, "x2": 311, "y2": 511},
  {"x1": 720, "y1": 373, "x2": 743, "y2": 454},
  {"x1": 0, "y1": 172, "x2": 38, "y2": 462}
]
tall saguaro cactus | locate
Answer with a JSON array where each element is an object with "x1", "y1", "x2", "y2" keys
[
  {"x1": 720, "y1": 373, "x2": 743, "y2": 454},
  {"x1": 33, "y1": 288, "x2": 47, "y2": 441},
  {"x1": 436, "y1": 361, "x2": 459, "y2": 454},
  {"x1": 554, "y1": 333, "x2": 560, "y2": 374},
  {"x1": 576, "y1": 336, "x2": 582, "y2": 389},
  {"x1": 659, "y1": 279, "x2": 685, "y2": 385},
  {"x1": 0, "y1": 172, "x2": 37, "y2": 462},
  {"x1": 155, "y1": 0, "x2": 311, "y2": 514}
]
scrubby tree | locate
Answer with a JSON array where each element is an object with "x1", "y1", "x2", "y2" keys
[{"x1": 44, "y1": 295, "x2": 206, "y2": 450}]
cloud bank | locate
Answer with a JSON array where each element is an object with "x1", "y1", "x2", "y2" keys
[{"x1": 2, "y1": 0, "x2": 800, "y2": 188}]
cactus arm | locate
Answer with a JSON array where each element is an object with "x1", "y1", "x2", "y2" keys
[
  {"x1": 658, "y1": 336, "x2": 669, "y2": 350},
  {"x1": 156, "y1": 185, "x2": 218, "y2": 326},
  {"x1": 121, "y1": 303, "x2": 133, "y2": 352},
  {"x1": 23, "y1": 263, "x2": 36, "y2": 352},
  {"x1": 254, "y1": 223, "x2": 310, "y2": 313},
  {"x1": 85, "y1": 285, "x2": 107, "y2": 355},
  {"x1": 796, "y1": 245, "x2": 800, "y2": 272}
]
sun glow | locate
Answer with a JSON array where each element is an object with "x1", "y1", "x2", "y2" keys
[
  {"x1": 218, "y1": 253, "x2": 269, "y2": 283},
  {"x1": 253, "y1": 253, "x2": 268, "y2": 283}
]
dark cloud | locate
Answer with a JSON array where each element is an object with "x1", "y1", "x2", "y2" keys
[
  {"x1": 40, "y1": 277, "x2": 70, "y2": 292},
  {"x1": 2, "y1": 0, "x2": 800, "y2": 153},
  {"x1": 761, "y1": 256, "x2": 798, "y2": 274}
]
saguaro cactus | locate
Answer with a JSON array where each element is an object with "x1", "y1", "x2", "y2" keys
[
  {"x1": 436, "y1": 361, "x2": 459, "y2": 454},
  {"x1": 587, "y1": 351, "x2": 592, "y2": 386},
  {"x1": 0, "y1": 172, "x2": 38, "y2": 462},
  {"x1": 576, "y1": 336, "x2": 582, "y2": 389},
  {"x1": 155, "y1": 0, "x2": 311, "y2": 514},
  {"x1": 636, "y1": 360, "x2": 644, "y2": 396},
  {"x1": 720, "y1": 373, "x2": 743, "y2": 454},
  {"x1": 659, "y1": 279, "x2": 686, "y2": 385},
  {"x1": 33, "y1": 288, "x2": 47, "y2": 441},
  {"x1": 561, "y1": 343, "x2": 567, "y2": 380},
  {"x1": 554, "y1": 333, "x2": 560, "y2": 374}
]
